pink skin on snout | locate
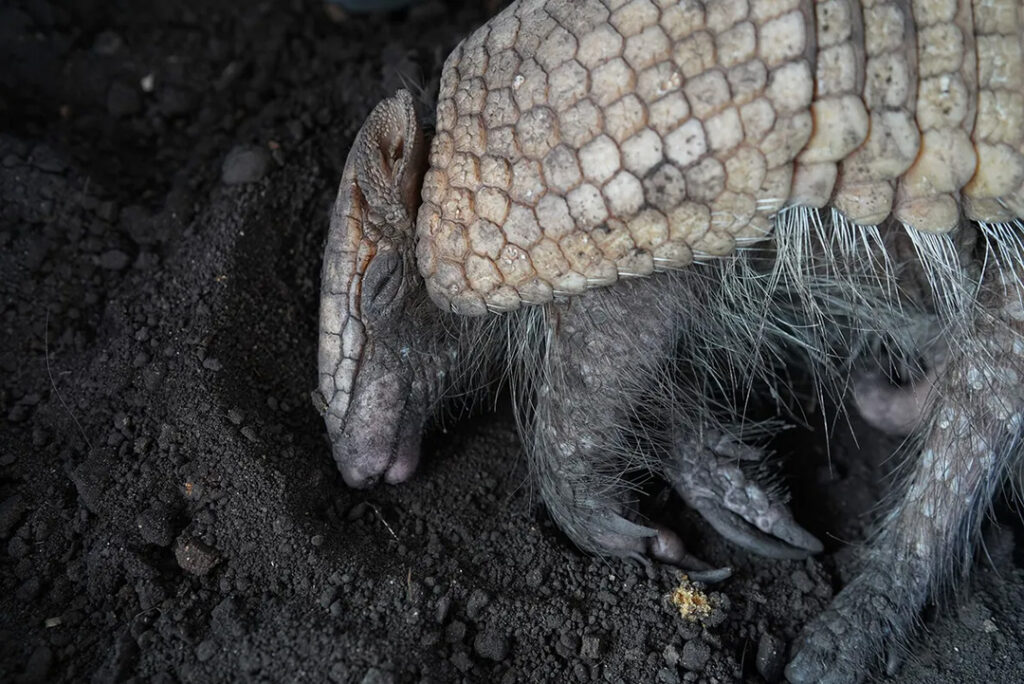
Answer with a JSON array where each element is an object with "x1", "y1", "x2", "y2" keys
[
  {"x1": 331, "y1": 355, "x2": 427, "y2": 488},
  {"x1": 336, "y1": 427, "x2": 422, "y2": 488}
]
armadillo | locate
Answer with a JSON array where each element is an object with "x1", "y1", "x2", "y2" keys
[{"x1": 314, "y1": 1, "x2": 1024, "y2": 681}]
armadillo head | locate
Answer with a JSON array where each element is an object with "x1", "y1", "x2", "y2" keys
[{"x1": 315, "y1": 90, "x2": 435, "y2": 488}]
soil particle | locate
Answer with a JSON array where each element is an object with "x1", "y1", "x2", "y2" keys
[
  {"x1": 135, "y1": 501, "x2": 175, "y2": 547},
  {"x1": 0, "y1": 495, "x2": 28, "y2": 539},
  {"x1": 98, "y1": 249, "x2": 130, "y2": 271},
  {"x1": 680, "y1": 639, "x2": 710, "y2": 672},
  {"x1": 756, "y1": 631, "x2": 786, "y2": 682},
  {"x1": 473, "y1": 627, "x2": 510, "y2": 661},
  {"x1": 221, "y1": 144, "x2": 271, "y2": 185},
  {"x1": 173, "y1": 536, "x2": 221, "y2": 576},
  {"x1": 16, "y1": 646, "x2": 52, "y2": 684}
]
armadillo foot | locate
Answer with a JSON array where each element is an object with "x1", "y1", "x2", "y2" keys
[
  {"x1": 785, "y1": 578, "x2": 895, "y2": 684},
  {"x1": 665, "y1": 430, "x2": 823, "y2": 560}
]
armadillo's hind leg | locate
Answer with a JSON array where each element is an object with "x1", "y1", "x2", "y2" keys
[
  {"x1": 523, "y1": 278, "x2": 727, "y2": 580},
  {"x1": 664, "y1": 428, "x2": 823, "y2": 559},
  {"x1": 852, "y1": 329, "x2": 950, "y2": 436},
  {"x1": 787, "y1": 264, "x2": 1024, "y2": 683},
  {"x1": 851, "y1": 366, "x2": 938, "y2": 436}
]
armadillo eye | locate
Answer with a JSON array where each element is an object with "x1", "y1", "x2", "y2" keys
[{"x1": 360, "y1": 249, "x2": 404, "y2": 320}]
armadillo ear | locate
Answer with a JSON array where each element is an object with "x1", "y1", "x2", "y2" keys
[{"x1": 352, "y1": 89, "x2": 426, "y2": 236}]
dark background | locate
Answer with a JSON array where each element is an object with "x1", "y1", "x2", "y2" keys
[{"x1": 2, "y1": 0, "x2": 1022, "y2": 681}]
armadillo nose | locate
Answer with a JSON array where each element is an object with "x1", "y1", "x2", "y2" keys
[
  {"x1": 338, "y1": 460, "x2": 379, "y2": 489},
  {"x1": 383, "y1": 447, "x2": 420, "y2": 484},
  {"x1": 335, "y1": 432, "x2": 423, "y2": 487}
]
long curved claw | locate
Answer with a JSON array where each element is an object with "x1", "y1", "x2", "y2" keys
[
  {"x1": 591, "y1": 511, "x2": 733, "y2": 582},
  {"x1": 692, "y1": 499, "x2": 818, "y2": 560},
  {"x1": 668, "y1": 430, "x2": 823, "y2": 559},
  {"x1": 770, "y1": 515, "x2": 824, "y2": 553},
  {"x1": 686, "y1": 566, "x2": 735, "y2": 584},
  {"x1": 642, "y1": 522, "x2": 733, "y2": 583}
]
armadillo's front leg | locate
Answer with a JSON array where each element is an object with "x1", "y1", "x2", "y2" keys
[
  {"x1": 527, "y1": 274, "x2": 817, "y2": 568},
  {"x1": 787, "y1": 267, "x2": 1024, "y2": 683},
  {"x1": 526, "y1": 276, "x2": 703, "y2": 567}
]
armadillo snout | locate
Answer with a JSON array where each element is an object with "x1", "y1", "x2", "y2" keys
[
  {"x1": 328, "y1": 363, "x2": 426, "y2": 489},
  {"x1": 332, "y1": 424, "x2": 423, "y2": 488}
]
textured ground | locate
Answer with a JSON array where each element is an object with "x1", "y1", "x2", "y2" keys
[{"x1": 2, "y1": 1, "x2": 1023, "y2": 682}]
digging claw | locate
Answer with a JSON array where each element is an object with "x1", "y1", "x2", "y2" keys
[
  {"x1": 645, "y1": 522, "x2": 733, "y2": 582},
  {"x1": 668, "y1": 430, "x2": 822, "y2": 559},
  {"x1": 586, "y1": 511, "x2": 732, "y2": 581},
  {"x1": 693, "y1": 500, "x2": 818, "y2": 560},
  {"x1": 771, "y1": 517, "x2": 824, "y2": 554}
]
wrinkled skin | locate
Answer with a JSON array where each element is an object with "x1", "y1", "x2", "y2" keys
[
  {"x1": 316, "y1": 92, "x2": 1024, "y2": 684},
  {"x1": 786, "y1": 266, "x2": 1024, "y2": 683},
  {"x1": 316, "y1": 93, "x2": 822, "y2": 580},
  {"x1": 315, "y1": 91, "x2": 457, "y2": 489}
]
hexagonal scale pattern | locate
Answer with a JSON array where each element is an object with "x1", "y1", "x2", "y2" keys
[{"x1": 414, "y1": 0, "x2": 1024, "y2": 314}]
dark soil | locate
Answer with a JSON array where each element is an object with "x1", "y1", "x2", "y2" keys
[{"x1": 2, "y1": 1, "x2": 1022, "y2": 682}]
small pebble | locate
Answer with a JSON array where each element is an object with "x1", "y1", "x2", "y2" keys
[
  {"x1": 580, "y1": 633, "x2": 602, "y2": 660},
  {"x1": 173, "y1": 536, "x2": 221, "y2": 576},
  {"x1": 99, "y1": 249, "x2": 131, "y2": 270},
  {"x1": 466, "y1": 588, "x2": 490, "y2": 619},
  {"x1": 328, "y1": 663, "x2": 349, "y2": 684},
  {"x1": 221, "y1": 145, "x2": 270, "y2": 185},
  {"x1": 680, "y1": 640, "x2": 710, "y2": 672},
  {"x1": 790, "y1": 570, "x2": 815, "y2": 594},
  {"x1": 435, "y1": 594, "x2": 451, "y2": 623},
  {"x1": 360, "y1": 667, "x2": 394, "y2": 684},
  {"x1": 195, "y1": 639, "x2": 217, "y2": 662},
  {"x1": 474, "y1": 628, "x2": 510, "y2": 661},
  {"x1": 756, "y1": 632, "x2": 786, "y2": 682}
]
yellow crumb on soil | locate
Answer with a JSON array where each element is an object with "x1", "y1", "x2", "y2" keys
[{"x1": 670, "y1": 575, "x2": 713, "y2": 621}]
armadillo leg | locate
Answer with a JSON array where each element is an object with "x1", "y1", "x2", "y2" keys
[
  {"x1": 852, "y1": 334, "x2": 949, "y2": 437},
  {"x1": 851, "y1": 364, "x2": 939, "y2": 437},
  {"x1": 525, "y1": 275, "x2": 718, "y2": 571},
  {"x1": 664, "y1": 429, "x2": 823, "y2": 560},
  {"x1": 787, "y1": 265, "x2": 1024, "y2": 683}
]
